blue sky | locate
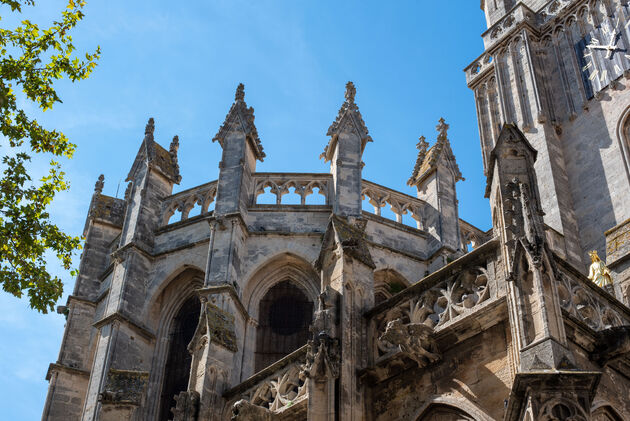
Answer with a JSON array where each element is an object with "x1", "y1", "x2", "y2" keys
[{"x1": 0, "y1": 1, "x2": 488, "y2": 419}]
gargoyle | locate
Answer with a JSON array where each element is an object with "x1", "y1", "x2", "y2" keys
[
  {"x1": 231, "y1": 399, "x2": 273, "y2": 421},
  {"x1": 379, "y1": 318, "x2": 440, "y2": 367}
]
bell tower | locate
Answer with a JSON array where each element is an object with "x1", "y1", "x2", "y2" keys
[{"x1": 467, "y1": 0, "x2": 630, "y2": 298}]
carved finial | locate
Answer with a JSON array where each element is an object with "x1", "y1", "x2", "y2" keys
[
  {"x1": 170, "y1": 135, "x2": 180, "y2": 155},
  {"x1": 235, "y1": 83, "x2": 245, "y2": 102},
  {"x1": 94, "y1": 174, "x2": 104, "y2": 194},
  {"x1": 145, "y1": 118, "x2": 155, "y2": 137},
  {"x1": 436, "y1": 117, "x2": 449, "y2": 139},
  {"x1": 345, "y1": 81, "x2": 356, "y2": 103},
  {"x1": 416, "y1": 135, "x2": 429, "y2": 151}
]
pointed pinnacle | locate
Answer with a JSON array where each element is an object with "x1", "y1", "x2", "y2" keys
[
  {"x1": 436, "y1": 117, "x2": 449, "y2": 137},
  {"x1": 345, "y1": 81, "x2": 356, "y2": 103},
  {"x1": 170, "y1": 135, "x2": 180, "y2": 154},
  {"x1": 145, "y1": 118, "x2": 155, "y2": 136},
  {"x1": 235, "y1": 83, "x2": 245, "y2": 101},
  {"x1": 416, "y1": 135, "x2": 428, "y2": 151},
  {"x1": 94, "y1": 174, "x2": 104, "y2": 194}
]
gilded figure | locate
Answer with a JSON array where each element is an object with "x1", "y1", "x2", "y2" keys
[{"x1": 588, "y1": 250, "x2": 613, "y2": 288}]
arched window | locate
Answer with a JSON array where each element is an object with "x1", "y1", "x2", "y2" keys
[
  {"x1": 374, "y1": 269, "x2": 409, "y2": 305},
  {"x1": 418, "y1": 404, "x2": 475, "y2": 421},
  {"x1": 254, "y1": 280, "x2": 313, "y2": 372},
  {"x1": 158, "y1": 295, "x2": 201, "y2": 421}
]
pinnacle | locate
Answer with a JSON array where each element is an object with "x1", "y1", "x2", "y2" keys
[
  {"x1": 145, "y1": 117, "x2": 155, "y2": 137},
  {"x1": 235, "y1": 83, "x2": 245, "y2": 102},
  {"x1": 94, "y1": 174, "x2": 104, "y2": 194},
  {"x1": 345, "y1": 81, "x2": 356, "y2": 103},
  {"x1": 170, "y1": 135, "x2": 180, "y2": 154},
  {"x1": 436, "y1": 117, "x2": 449, "y2": 139},
  {"x1": 416, "y1": 135, "x2": 428, "y2": 151}
]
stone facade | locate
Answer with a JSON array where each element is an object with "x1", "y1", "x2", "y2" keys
[{"x1": 41, "y1": 3, "x2": 630, "y2": 417}]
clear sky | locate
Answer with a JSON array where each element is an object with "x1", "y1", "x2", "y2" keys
[{"x1": 0, "y1": 1, "x2": 488, "y2": 419}]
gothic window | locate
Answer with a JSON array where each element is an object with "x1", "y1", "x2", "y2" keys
[
  {"x1": 158, "y1": 295, "x2": 201, "y2": 421},
  {"x1": 374, "y1": 269, "x2": 409, "y2": 305},
  {"x1": 254, "y1": 281, "x2": 314, "y2": 372},
  {"x1": 417, "y1": 404, "x2": 475, "y2": 421}
]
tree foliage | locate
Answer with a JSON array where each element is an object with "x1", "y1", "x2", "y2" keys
[{"x1": 0, "y1": 0, "x2": 100, "y2": 312}]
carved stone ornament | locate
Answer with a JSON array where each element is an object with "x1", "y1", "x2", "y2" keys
[
  {"x1": 94, "y1": 174, "x2": 105, "y2": 194},
  {"x1": 231, "y1": 399, "x2": 273, "y2": 421},
  {"x1": 302, "y1": 333, "x2": 341, "y2": 380},
  {"x1": 170, "y1": 390, "x2": 200, "y2": 421},
  {"x1": 379, "y1": 318, "x2": 440, "y2": 368},
  {"x1": 98, "y1": 369, "x2": 149, "y2": 406}
]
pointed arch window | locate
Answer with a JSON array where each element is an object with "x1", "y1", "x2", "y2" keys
[
  {"x1": 254, "y1": 280, "x2": 313, "y2": 372},
  {"x1": 158, "y1": 295, "x2": 201, "y2": 421}
]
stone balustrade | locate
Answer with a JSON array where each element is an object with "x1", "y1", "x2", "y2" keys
[
  {"x1": 464, "y1": 51, "x2": 495, "y2": 86},
  {"x1": 161, "y1": 181, "x2": 218, "y2": 225},
  {"x1": 361, "y1": 179, "x2": 431, "y2": 230},
  {"x1": 252, "y1": 173, "x2": 332, "y2": 206},
  {"x1": 224, "y1": 345, "x2": 308, "y2": 414},
  {"x1": 460, "y1": 219, "x2": 491, "y2": 251},
  {"x1": 367, "y1": 240, "x2": 499, "y2": 366},
  {"x1": 556, "y1": 262, "x2": 630, "y2": 332}
]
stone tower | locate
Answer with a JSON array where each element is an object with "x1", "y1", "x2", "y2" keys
[{"x1": 466, "y1": 0, "x2": 630, "y2": 303}]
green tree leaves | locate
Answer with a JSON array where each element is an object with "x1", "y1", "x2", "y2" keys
[{"x1": 0, "y1": 0, "x2": 99, "y2": 312}]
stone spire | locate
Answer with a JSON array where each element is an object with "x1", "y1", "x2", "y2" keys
[
  {"x1": 94, "y1": 174, "x2": 104, "y2": 195},
  {"x1": 145, "y1": 117, "x2": 155, "y2": 141},
  {"x1": 169, "y1": 135, "x2": 181, "y2": 183},
  {"x1": 321, "y1": 81, "x2": 372, "y2": 162},
  {"x1": 213, "y1": 83, "x2": 265, "y2": 161},
  {"x1": 407, "y1": 136, "x2": 429, "y2": 186}
]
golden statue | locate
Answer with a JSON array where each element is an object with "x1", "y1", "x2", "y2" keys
[{"x1": 588, "y1": 250, "x2": 613, "y2": 288}]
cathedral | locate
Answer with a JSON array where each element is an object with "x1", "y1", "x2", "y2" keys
[{"x1": 42, "y1": 1, "x2": 630, "y2": 420}]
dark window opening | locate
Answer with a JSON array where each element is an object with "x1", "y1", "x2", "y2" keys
[
  {"x1": 158, "y1": 295, "x2": 201, "y2": 421},
  {"x1": 255, "y1": 281, "x2": 313, "y2": 372}
]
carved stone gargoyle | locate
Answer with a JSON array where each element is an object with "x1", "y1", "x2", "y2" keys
[
  {"x1": 170, "y1": 390, "x2": 200, "y2": 421},
  {"x1": 231, "y1": 399, "x2": 273, "y2": 421},
  {"x1": 379, "y1": 318, "x2": 440, "y2": 368}
]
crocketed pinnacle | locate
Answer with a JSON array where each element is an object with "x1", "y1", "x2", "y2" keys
[
  {"x1": 212, "y1": 83, "x2": 265, "y2": 161},
  {"x1": 94, "y1": 174, "x2": 104, "y2": 194}
]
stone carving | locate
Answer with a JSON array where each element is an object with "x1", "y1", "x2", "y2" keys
[
  {"x1": 94, "y1": 174, "x2": 105, "y2": 194},
  {"x1": 170, "y1": 390, "x2": 199, "y2": 421},
  {"x1": 213, "y1": 83, "x2": 265, "y2": 161},
  {"x1": 556, "y1": 271, "x2": 628, "y2": 331},
  {"x1": 252, "y1": 174, "x2": 330, "y2": 206},
  {"x1": 379, "y1": 318, "x2": 440, "y2": 368},
  {"x1": 206, "y1": 302, "x2": 238, "y2": 352},
  {"x1": 362, "y1": 180, "x2": 428, "y2": 229},
  {"x1": 242, "y1": 362, "x2": 307, "y2": 412},
  {"x1": 302, "y1": 287, "x2": 341, "y2": 380},
  {"x1": 537, "y1": 398, "x2": 588, "y2": 421},
  {"x1": 376, "y1": 267, "x2": 490, "y2": 359},
  {"x1": 231, "y1": 399, "x2": 273, "y2": 421},
  {"x1": 161, "y1": 181, "x2": 218, "y2": 225},
  {"x1": 321, "y1": 81, "x2": 372, "y2": 161},
  {"x1": 587, "y1": 250, "x2": 613, "y2": 288},
  {"x1": 169, "y1": 135, "x2": 181, "y2": 183},
  {"x1": 407, "y1": 136, "x2": 429, "y2": 185},
  {"x1": 98, "y1": 369, "x2": 149, "y2": 405}
]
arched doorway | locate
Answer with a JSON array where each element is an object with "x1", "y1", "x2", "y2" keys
[
  {"x1": 418, "y1": 404, "x2": 475, "y2": 421},
  {"x1": 158, "y1": 295, "x2": 201, "y2": 421},
  {"x1": 254, "y1": 280, "x2": 313, "y2": 372}
]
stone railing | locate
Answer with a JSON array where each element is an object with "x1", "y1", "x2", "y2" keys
[
  {"x1": 481, "y1": 3, "x2": 536, "y2": 50},
  {"x1": 252, "y1": 173, "x2": 332, "y2": 206},
  {"x1": 555, "y1": 262, "x2": 630, "y2": 332},
  {"x1": 224, "y1": 346, "x2": 308, "y2": 414},
  {"x1": 367, "y1": 240, "x2": 498, "y2": 366},
  {"x1": 464, "y1": 51, "x2": 495, "y2": 86},
  {"x1": 161, "y1": 181, "x2": 218, "y2": 225},
  {"x1": 361, "y1": 180, "x2": 432, "y2": 231},
  {"x1": 537, "y1": 0, "x2": 575, "y2": 26},
  {"x1": 460, "y1": 219, "x2": 491, "y2": 252}
]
